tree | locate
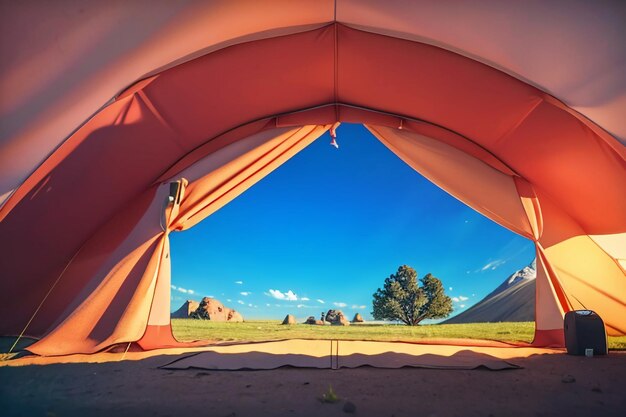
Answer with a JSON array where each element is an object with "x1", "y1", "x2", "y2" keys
[{"x1": 372, "y1": 265, "x2": 452, "y2": 325}]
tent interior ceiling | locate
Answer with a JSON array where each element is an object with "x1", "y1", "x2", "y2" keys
[
  {"x1": 0, "y1": 1, "x2": 624, "y2": 356},
  {"x1": 2, "y1": 0, "x2": 625, "y2": 207}
]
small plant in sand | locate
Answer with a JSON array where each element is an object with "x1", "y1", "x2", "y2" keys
[{"x1": 320, "y1": 384, "x2": 340, "y2": 403}]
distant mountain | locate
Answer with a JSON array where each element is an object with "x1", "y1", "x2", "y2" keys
[{"x1": 443, "y1": 260, "x2": 536, "y2": 324}]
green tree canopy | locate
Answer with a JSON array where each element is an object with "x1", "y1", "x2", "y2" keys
[{"x1": 372, "y1": 265, "x2": 453, "y2": 326}]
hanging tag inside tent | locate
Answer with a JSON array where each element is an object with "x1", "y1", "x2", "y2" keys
[{"x1": 329, "y1": 122, "x2": 340, "y2": 149}]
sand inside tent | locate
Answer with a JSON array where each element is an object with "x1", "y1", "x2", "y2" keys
[
  {"x1": 2, "y1": 337, "x2": 625, "y2": 416},
  {"x1": 1, "y1": 349, "x2": 625, "y2": 417}
]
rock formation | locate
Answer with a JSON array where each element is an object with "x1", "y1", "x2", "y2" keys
[
  {"x1": 171, "y1": 300, "x2": 200, "y2": 318},
  {"x1": 325, "y1": 309, "x2": 350, "y2": 326},
  {"x1": 332, "y1": 311, "x2": 350, "y2": 326},
  {"x1": 189, "y1": 297, "x2": 243, "y2": 322},
  {"x1": 282, "y1": 314, "x2": 296, "y2": 325},
  {"x1": 304, "y1": 316, "x2": 324, "y2": 325},
  {"x1": 325, "y1": 309, "x2": 339, "y2": 323},
  {"x1": 351, "y1": 313, "x2": 364, "y2": 323}
]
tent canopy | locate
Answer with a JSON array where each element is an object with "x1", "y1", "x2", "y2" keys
[{"x1": 0, "y1": 0, "x2": 624, "y2": 356}]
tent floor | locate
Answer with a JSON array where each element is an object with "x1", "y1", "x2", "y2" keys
[
  {"x1": 1, "y1": 339, "x2": 625, "y2": 416},
  {"x1": 1, "y1": 349, "x2": 625, "y2": 417}
]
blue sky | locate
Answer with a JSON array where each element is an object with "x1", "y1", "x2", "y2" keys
[{"x1": 169, "y1": 124, "x2": 535, "y2": 321}]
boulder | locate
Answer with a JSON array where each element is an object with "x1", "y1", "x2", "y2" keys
[
  {"x1": 351, "y1": 313, "x2": 364, "y2": 323},
  {"x1": 331, "y1": 311, "x2": 350, "y2": 326},
  {"x1": 304, "y1": 316, "x2": 324, "y2": 325},
  {"x1": 326, "y1": 309, "x2": 350, "y2": 326},
  {"x1": 325, "y1": 309, "x2": 339, "y2": 323},
  {"x1": 190, "y1": 297, "x2": 243, "y2": 322},
  {"x1": 282, "y1": 314, "x2": 296, "y2": 325},
  {"x1": 227, "y1": 310, "x2": 244, "y2": 322},
  {"x1": 171, "y1": 300, "x2": 200, "y2": 318}
]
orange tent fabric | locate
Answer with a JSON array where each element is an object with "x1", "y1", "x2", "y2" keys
[{"x1": 0, "y1": 1, "x2": 624, "y2": 356}]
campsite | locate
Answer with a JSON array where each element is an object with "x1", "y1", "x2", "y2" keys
[{"x1": 1, "y1": 1, "x2": 625, "y2": 416}]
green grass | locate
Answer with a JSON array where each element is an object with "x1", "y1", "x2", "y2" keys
[
  {"x1": 2, "y1": 321, "x2": 624, "y2": 361},
  {"x1": 172, "y1": 319, "x2": 536, "y2": 343},
  {"x1": 171, "y1": 319, "x2": 626, "y2": 349}
]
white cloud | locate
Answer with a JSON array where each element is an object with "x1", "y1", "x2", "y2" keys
[
  {"x1": 452, "y1": 297, "x2": 460, "y2": 302},
  {"x1": 267, "y1": 289, "x2": 298, "y2": 301},
  {"x1": 351, "y1": 305, "x2": 366, "y2": 309},
  {"x1": 266, "y1": 303, "x2": 271, "y2": 307},
  {"x1": 459, "y1": 296, "x2": 469, "y2": 301},
  {"x1": 480, "y1": 259, "x2": 506, "y2": 272},
  {"x1": 452, "y1": 296, "x2": 469, "y2": 303},
  {"x1": 237, "y1": 300, "x2": 245, "y2": 305},
  {"x1": 297, "y1": 304, "x2": 305, "y2": 308},
  {"x1": 248, "y1": 303, "x2": 253, "y2": 307},
  {"x1": 449, "y1": 287, "x2": 453, "y2": 291},
  {"x1": 316, "y1": 299, "x2": 325, "y2": 304},
  {"x1": 334, "y1": 302, "x2": 347, "y2": 308},
  {"x1": 240, "y1": 291, "x2": 251, "y2": 296},
  {"x1": 234, "y1": 280, "x2": 243, "y2": 285},
  {"x1": 226, "y1": 299, "x2": 232, "y2": 302},
  {"x1": 171, "y1": 285, "x2": 196, "y2": 295},
  {"x1": 460, "y1": 304, "x2": 466, "y2": 308},
  {"x1": 301, "y1": 297, "x2": 310, "y2": 301}
]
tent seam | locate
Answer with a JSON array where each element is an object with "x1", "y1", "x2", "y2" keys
[
  {"x1": 334, "y1": 23, "x2": 339, "y2": 121},
  {"x1": 494, "y1": 96, "x2": 544, "y2": 147},
  {"x1": 136, "y1": 91, "x2": 188, "y2": 153}
]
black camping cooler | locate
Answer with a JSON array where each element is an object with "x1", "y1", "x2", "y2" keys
[{"x1": 564, "y1": 310, "x2": 608, "y2": 356}]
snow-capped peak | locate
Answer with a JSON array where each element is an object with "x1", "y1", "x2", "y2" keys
[
  {"x1": 506, "y1": 263, "x2": 536, "y2": 286},
  {"x1": 486, "y1": 259, "x2": 536, "y2": 299}
]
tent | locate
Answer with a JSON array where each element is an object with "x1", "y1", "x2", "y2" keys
[{"x1": 0, "y1": 0, "x2": 624, "y2": 357}]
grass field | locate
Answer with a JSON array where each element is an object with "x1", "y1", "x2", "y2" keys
[
  {"x1": 2, "y1": 321, "x2": 624, "y2": 362},
  {"x1": 172, "y1": 319, "x2": 626, "y2": 349}
]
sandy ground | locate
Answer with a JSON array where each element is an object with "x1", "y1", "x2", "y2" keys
[{"x1": 1, "y1": 352, "x2": 625, "y2": 417}]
